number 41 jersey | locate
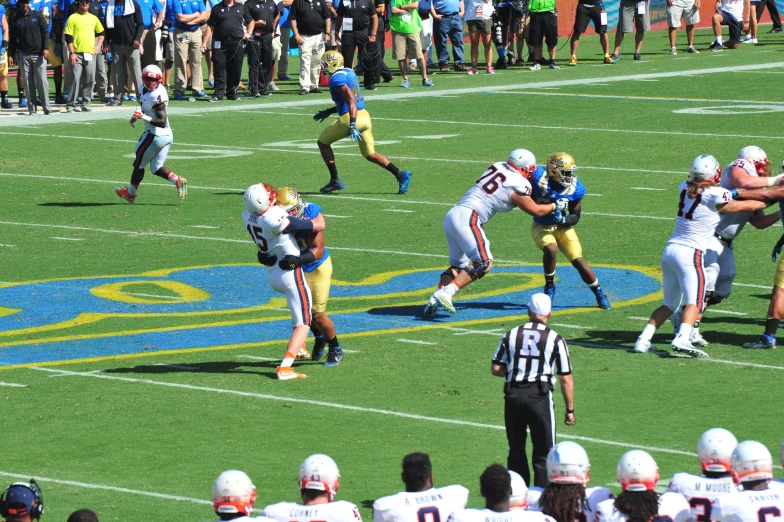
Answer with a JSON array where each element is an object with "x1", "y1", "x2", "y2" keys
[
  {"x1": 456, "y1": 162, "x2": 533, "y2": 223},
  {"x1": 667, "y1": 182, "x2": 733, "y2": 252},
  {"x1": 372, "y1": 485, "x2": 470, "y2": 522}
]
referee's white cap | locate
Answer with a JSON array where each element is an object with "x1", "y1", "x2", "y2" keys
[{"x1": 528, "y1": 293, "x2": 551, "y2": 316}]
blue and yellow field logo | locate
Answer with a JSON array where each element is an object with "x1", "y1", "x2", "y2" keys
[{"x1": 0, "y1": 264, "x2": 661, "y2": 367}]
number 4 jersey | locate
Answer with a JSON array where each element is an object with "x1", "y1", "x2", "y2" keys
[
  {"x1": 711, "y1": 487, "x2": 784, "y2": 522},
  {"x1": 372, "y1": 485, "x2": 469, "y2": 522},
  {"x1": 456, "y1": 162, "x2": 534, "y2": 223},
  {"x1": 667, "y1": 182, "x2": 733, "y2": 252}
]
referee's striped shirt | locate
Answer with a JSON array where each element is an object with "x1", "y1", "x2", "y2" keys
[{"x1": 492, "y1": 321, "x2": 572, "y2": 383}]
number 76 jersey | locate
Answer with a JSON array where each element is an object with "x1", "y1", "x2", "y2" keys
[
  {"x1": 668, "y1": 181, "x2": 734, "y2": 252},
  {"x1": 456, "y1": 162, "x2": 533, "y2": 223},
  {"x1": 372, "y1": 485, "x2": 469, "y2": 522}
]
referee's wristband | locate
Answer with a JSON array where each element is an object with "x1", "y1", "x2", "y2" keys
[{"x1": 566, "y1": 409, "x2": 574, "y2": 414}]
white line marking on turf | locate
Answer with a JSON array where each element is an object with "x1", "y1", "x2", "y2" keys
[
  {"x1": 189, "y1": 225, "x2": 220, "y2": 229},
  {"x1": 154, "y1": 364, "x2": 198, "y2": 370},
  {"x1": 0, "y1": 382, "x2": 27, "y2": 387},
  {"x1": 708, "y1": 310, "x2": 748, "y2": 316},
  {"x1": 323, "y1": 214, "x2": 352, "y2": 218},
  {"x1": 0, "y1": 244, "x2": 15, "y2": 247},
  {"x1": 447, "y1": 327, "x2": 506, "y2": 336},
  {"x1": 397, "y1": 339, "x2": 438, "y2": 345},
  {"x1": 631, "y1": 187, "x2": 666, "y2": 191},
  {"x1": 704, "y1": 359, "x2": 784, "y2": 371},
  {"x1": 29, "y1": 367, "x2": 697, "y2": 456},
  {"x1": 51, "y1": 237, "x2": 83, "y2": 241},
  {"x1": 48, "y1": 370, "x2": 104, "y2": 378},
  {"x1": 382, "y1": 209, "x2": 415, "y2": 213},
  {"x1": 733, "y1": 283, "x2": 770, "y2": 289},
  {"x1": 550, "y1": 323, "x2": 590, "y2": 329},
  {"x1": 401, "y1": 134, "x2": 460, "y2": 140},
  {"x1": 236, "y1": 355, "x2": 280, "y2": 361},
  {"x1": 628, "y1": 316, "x2": 651, "y2": 321}
]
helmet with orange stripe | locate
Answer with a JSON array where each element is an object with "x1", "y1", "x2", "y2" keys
[
  {"x1": 212, "y1": 470, "x2": 257, "y2": 517},
  {"x1": 244, "y1": 183, "x2": 278, "y2": 215},
  {"x1": 731, "y1": 441, "x2": 773, "y2": 485},
  {"x1": 299, "y1": 454, "x2": 341, "y2": 502}
]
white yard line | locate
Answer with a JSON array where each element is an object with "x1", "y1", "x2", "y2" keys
[
  {"x1": 631, "y1": 187, "x2": 666, "y2": 191},
  {"x1": 0, "y1": 382, "x2": 27, "y2": 387},
  {"x1": 397, "y1": 339, "x2": 438, "y2": 345},
  {"x1": 733, "y1": 283, "x2": 770, "y2": 289},
  {"x1": 708, "y1": 310, "x2": 747, "y2": 316},
  {"x1": 550, "y1": 323, "x2": 591, "y2": 329},
  {"x1": 323, "y1": 214, "x2": 353, "y2": 218},
  {"x1": 189, "y1": 225, "x2": 220, "y2": 229},
  {"x1": 236, "y1": 355, "x2": 280, "y2": 361},
  {"x1": 51, "y1": 237, "x2": 83, "y2": 241},
  {"x1": 28, "y1": 367, "x2": 698, "y2": 457},
  {"x1": 627, "y1": 316, "x2": 651, "y2": 321},
  {"x1": 382, "y1": 209, "x2": 416, "y2": 213},
  {"x1": 447, "y1": 327, "x2": 507, "y2": 336}
]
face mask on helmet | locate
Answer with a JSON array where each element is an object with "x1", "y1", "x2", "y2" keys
[
  {"x1": 547, "y1": 153, "x2": 577, "y2": 188},
  {"x1": 321, "y1": 51, "x2": 345, "y2": 75},
  {"x1": 277, "y1": 187, "x2": 305, "y2": 218},
  {"x1": 142, "y1": 65, "x2": 163, "y2": 91}
]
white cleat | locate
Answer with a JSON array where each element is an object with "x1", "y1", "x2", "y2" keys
[
  {"x1": 432, "y1": 288, "x2": 456, "y2": 314},
  {"x1": 176, "y1": 176, "x2": 188, "y2": 201},
  {"x1": 634, "y1": 337, "x2": 656, "y2": 353},
  {"x1": 423, "y1": 295, "x2": 440, "y2": 318},
  {"x1": 690, "y1": 330, "x2": 708, "y2": 347},
  {"x1": 669, "y1": 309, "x2": 682, "y2": 332},
  {"x1": 671, "y1": 336, "x2": 708, "y2": 357},
  {"x1": 276, "y1": 366, "x2": 306, "y2": 380}
]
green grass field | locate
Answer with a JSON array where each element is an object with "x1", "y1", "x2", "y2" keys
[{"x1": 1, "y1": 26, "x2": 784, "y2": 522}]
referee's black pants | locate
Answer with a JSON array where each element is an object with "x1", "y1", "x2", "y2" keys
[
  {"x1": 247, "y1": 34, "x2": 273, "y2": 95},
  {"x1": 212, "y1": 37, "x2": 245, "y2": 100},
  {"x1": 370, "y1": 20, "x2": 394, "y2": 85},
  {"x1": 341, "y1": 29, "x2": 374, "y2": 88},
  {"x1": 504, "y1": 382, "x2": 555, "y2": 488}
]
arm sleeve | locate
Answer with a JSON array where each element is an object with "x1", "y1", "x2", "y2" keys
[
  {"x1": 41, "y1": 14, "x2": 50, "y2": 47},
  {"x1": 282, "y1": 216, "x2": 315, "y2": 233},
  {"x1": 564, "y1": 208, "x2": 580, "y2": 226},
  {"x1": 243, "y1": 8, "x2": 251, "y2": 24},
  {"x1": 492, "y1": 331, "x2": 510, "y2": 365},
  {"x1": 133, "y1": 3, "x2": 143, "y2": 38},
  {"x1": 554, "y1": 335, "x2": 572, "y2": 375},
  {"x1": 206, "y1": 7, "x2": 215, "y2": 25},
  {"x1": 95, "y1": 15, "x2": 105, "y2": 32}
]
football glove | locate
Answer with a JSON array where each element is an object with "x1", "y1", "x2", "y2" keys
[
  {"x1": 729, "y1": 189, "x2": 739, "y2": 199},
  {"x1": 314, "y1": 109, "x2": 332, "y2": 122},
  {"x1": 555, "y1": 198, "x2": 570, "y2": 212},
  {"x1": 773, "y1": 236, "x2": 784, "y2": 262},
  {"x1": 0, "y1": 47, "x2": 5, "y2": 56},
  {"x1": 349, "y1": 122, "x2": 363, "y2": 142},
  {"x1": 257, "y1": 251, "x2": 277, "y2": 266},
  {"x1": 551, "y1": 207, "x2": 566, "y2": 224},
  {"x1": 278, "y1": 254, "x2": 302, "y2": 270}
]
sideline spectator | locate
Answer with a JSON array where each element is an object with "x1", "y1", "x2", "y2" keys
[
  {"x1": 0, "y1": 479, "x2": 45, "y2": 522},
  {"x1": 667, "y1": 0, "x2": 699, "y2": 54},
  {"x1": 610, "y1": 0, "x2": 649, "y2": 60},
  {"x1": 289, "y1": 0, "x2": 331, "y2": 95},
  {"x1": 756, "y1": 0, "x2": 781, "y2": 32},
  {"x1": 67, "y1": 509, "x2": 100, "y2": 522},
  {"x1": 276, "y1": 0, "x2": 292, "y2": 81},
  {"x1": 203, "y1": 0, "x2": 252, "y2": 101},
  {"x1": 0, "y1": 5, "x2": 10, "y2": 109},
  {"x1": 431, "y1": 0, "x2": 464, "y2": 71},
  {"x1": 527, "y1": 0, "x2": 558, "y2": 69},
  {"x1": 568, "y1": 0, "x2": 611, "y2": 65},
  {"x1": 204, "y1": 0, "x2": 221, "y2": 88},
  {"x1": 335, "y1": 0, "x2": 377, "y2": 85},
  {"x1": 267, "y1": 0, "x2": 284, "y2": 90},
  {"x1": 415, "y1": 0, "x2": 433, "y2": 70},
  {"x1": 105, "y1": 0, "x2": 144, "y2": 106},
  {"x1": 743, "y1": 0, "x2": 758, "y2": 43},
  {"x1": 710, "y1": 0, "x2": 749, "y2": 50},
  {"x1": 246, "y1": 0, "x2": 279, "y2": 97},
  {"x1": 171, "y1": 0, "x2": 208, "y2": 99},
  {"x1": 390, "y1": 0, "x2": 432, "y2": 87},
  {"x1": 368, "y1": 0, "x2": 393, "y2": 84},
  {"x1": 465, "y1": 0, "x2": 494, "y2": 74},
  {"x1": 68, "y1": 0, "x2": 108, "y2": 102},
  {"x1": 139, "y1": 0, "x2": 165, "y2": 68},
  {"x1": 9, "y1": 0, "x2": 51, "y2": 115},
  {"x1": 65, "y1": 0, "x2": 104, "y2": 112}
]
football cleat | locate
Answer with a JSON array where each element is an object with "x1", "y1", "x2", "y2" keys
[
  {"x1": 397, "y1": 171, "x2": 412, "y2": 194},
  {"x1": 320, "y1": 178, "x2": 346, "y2": 193},
  {"x1": 432, "y1": 288, "x2": 456, "y2": 314},
  {"x1": 311, "y1": 338, "x2": 327, "y2": 361},
  {"x1": 669, "y1": 308, "x2": 682, "y2": 331},
  {"x1": 19, "y1": 97, "x2": 27, "y2": 108},
  {"x1": 634, "y1": 337, "x2": 655, "y2": 353},
  {"x1": 543, "y1": 283, "x2": 556, "y2": 302},
  {"x1": 423, "y1": 295, "x2": 439, "y2": 319},
  {"x1": 690, "y1": 330, "x2": 708, "y2": 347},
  {"x1": 276, "y1": 366, "x2": 306, "y2": 380},
  {"x1": 296, "y1": 346, "x2": 311, "y2": 360},
  {"x1": 594, "y1": 288, "x2": 611, "y2": 309},
  {"x1": 568, "y1": 56, "x2": 577, "y2": 66},
  {"x1": 324, "y1": 348, "x2": 343, "y2": 367},
  {"x1": 671, "y1": 336, "x2": 708, "y2": 357},
  {"x1": 115, "y1": 186, "x2": 137, "y2": 203},
  {"x1": 742, "y1": 334, "x2": 776, "y2": 349},
  {"x1": 176, "y1": 176, "x2": 188, "y2": 201}
]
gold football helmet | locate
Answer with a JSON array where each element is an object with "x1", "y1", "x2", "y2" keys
[
  {"x1": 321, "y1": 50, "x2": 345, "y2": 75},
  {"x1": 277, "y1": 186, "x2": 305, "y2": 218},
  {"x1": 547, "y1": 152, "x2": 577, "y2": 188}
]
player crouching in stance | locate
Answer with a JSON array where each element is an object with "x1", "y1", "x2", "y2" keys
[
  {"x1": 634, "y1": 154, "x2": 771, "y2": 358},
  {"x1": 243, "y1": 183, "x2": 325, "y2": 380},
  {"x1": 595, "y1": 451, "x2": 690, "y2": 522},
  {"x1": 314, "y1": 50, "x2": 412, "y2": 195},
  {"x1": 530, "y1": 153, "x2": 610, "y2": 309},
  {"x1": 116, "y1": 65, "x2": 187, "y2": 204},
  {"x1": 211, "y1": 470, "x2": 271, "y2": 522},
  {"x1": 449, "y1": 464, "x2": 556, "y2": 522},
  {"x1": 278, "y1": 187, "x2": 344, "y2": 367},
  {"x1": 425, "y1": 149, "x2": 561, "y2": 317},
  {"x1": 262, "y1": 454, "x2": 362, "y2": 522}
]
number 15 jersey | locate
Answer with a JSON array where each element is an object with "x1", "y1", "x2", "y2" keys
[
  {"x1": 456, "y1": 162, "x2": 533, "y2": 224},
  {"x1": 373, "y1": 485, "x2": 469, "y2": 522},
  {"x1": 668, "y1": 182, "x2": 733, "y2": 252}
]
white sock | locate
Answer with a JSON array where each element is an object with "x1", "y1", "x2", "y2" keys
[
  {"x1": 443, "y1": 283, "x2": 459, "y2": 297},
  {"x1": 717, "y1": 36, "x2": 724, "y2": 45},
  {"x1": 640, "y1": 324, "x2": 657, "y2": 342},
  {"x1": 677, "y1": 323, "x2": 694, "y2": 339},
  {"x1": 127, "y1": 184, "x2": 138, "y2": 196}
]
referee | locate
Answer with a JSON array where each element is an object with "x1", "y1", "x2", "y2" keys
[
  {"x1": 203, "y1": 0, "x2": 252, "y2": 101},
  {"x1": 491, "y1": 293, "x2": 574, "y2": 488}
]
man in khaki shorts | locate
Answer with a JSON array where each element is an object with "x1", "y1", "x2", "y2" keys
[
  {"x1": 389, "y1": 0, "x2": 433, "y2": 87},
  {"x1": 667, "y1": 0, "x2": 700, "y2": 54},
  {"x1": 610, "y1": 0, "x2": 649, "y2": 60}
]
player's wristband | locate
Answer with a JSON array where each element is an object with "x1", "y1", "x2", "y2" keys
[
  {"x1": 350, "y1": 117, "x2": 356, "y2": 125},
  {"x1": 768, "y1": 177, "x2": 779, "y2": 187},
  {"x1": 566, "y1": 409, "x2": 574, "y2": 414},
  {"x1": 141, "y1": 114, "x2": 153, "y2": 122},
  {"x1": 1, "y1": 41, "x2": 7, "y2": 49}
]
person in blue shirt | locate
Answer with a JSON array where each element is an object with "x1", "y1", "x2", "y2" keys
[
  {"x1": 0, "y1": 5, "x2": 10, "y2": 109},
  {"x1": 530, "y1": 152, "x2": 611, "y2": 309},
  {"x1": 313, "y1": 49, "x2": 412, "y2": 195},
  {"x1": 139, "y1": 0, "x2": 164, "y2": 69}
]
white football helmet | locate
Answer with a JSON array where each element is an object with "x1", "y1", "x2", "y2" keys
[
  {"x1": 507, "y1": 149, "x2": 537, "y2": 176},
  {"x1": 546, "y1": 441, "x2": 590, "y2": 486},
  {"x1": 689, "y1": 154, "x2": 721, "y2": 184},
  {"x1": 508, "y1": 470, "x2": 528, "y2": 510},
  {"x1": 244, "y1": 183, "x2": 277, "y2": 215},
  {"x1": 738, "y1": 146, "x2": 771, "y2": 177},
  {"x1": 617, "y1": 450, "x2": 659, "y2": 492},
  {"x1": 731, "y1": 441, "x2": 773, "y2": 484},
  {"x1": 142, "y1": 64, "x2": 163, "y2": 91},
  {"x1": 697, "y1": 428, "x2": 738, "y2": 473},
  {"x1": 212, "y1": 470, "x2": 257, "y2": 516},
  {"x1": 299, "y1": 454, "x2": 341, "y2": 501}
]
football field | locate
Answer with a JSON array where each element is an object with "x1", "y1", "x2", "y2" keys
[{"x1": 1, "y1": 28, "x2": 783, "y2": 521}]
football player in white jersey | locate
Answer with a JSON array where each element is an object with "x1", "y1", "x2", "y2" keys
[
  {"x1": 712, "y1": 441, "x2": 784, "y2": 522},
  {"x1": 212, "y1": 470, "x2": 275, "y2": 522},
  {"x1": 243, "y1": 184, "x2": 326, "y2": 380},
  {"x1": 670, "y1": 147, "x2": 782, "y2": 347},
  {"x1": 667, "y1": 428, "x2": 739, "y2": 521},
  {"x1": 595, "y1": 450, "x2": 689, "y2": 522},
  {"x1": 262, "y1": 454, "x2": 362, "y2": 522},
  {"x1": 424, "y1": 149, "x2": 564, "y2": 318},
  {"x1": 509, "y1": 471, "x2": 529, "y2": 510},
  {"x1": 529, "y1": 441, "x2": 613, "y2": 522},
  {"x1": 373, "y1": 452, "x2": 469, "y2": 522},
  {"x1": 449, "y1": 464, "x2": 556, "y2": 522},
  {"x1": 115, "y1": 65, "x2": 188, "y2": 204},
  {"x1": 634, "y1": 154, "x2": 771, "y2": 358}
]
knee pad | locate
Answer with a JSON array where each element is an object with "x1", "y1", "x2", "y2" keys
[
  {"x1": 468, "y1": 260, "x2": 491, "y2": 281},
  {"x1": 707, "y1": 293, "x2": 726, "y2": 306},
  {"x1": 441, "y1": 266, "x2": 460, "y2": 282}
]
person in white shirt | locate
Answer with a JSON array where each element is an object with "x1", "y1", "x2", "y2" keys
[
  {"x1": 710, "y1": 0, "x2": 750, "y2": 50},
  {"x1": 595, "y1": 450, "x2": 689, "y2": 522},
  {"x1": 373, "y1": 452, "x2": 469, "y2": 522},
  {"x1": 115, "y1": 64, "x2": 187, "y2": 204},
  {"x1": 634, "y1": 154, "x2": 769, "y2": 357},
  {"x1": 530, "y1": 441, "x2": 613, "y2": 522},
  {"x1": 424, "y1": 149, "x2": 562, "y2": 318},
  {"x1": 667, "y1": 428, "x2": 739, "y2": 520},
  {"x1": 508, "y1": 471, "x2": 528, "y2": 510},
  {"x1": 449, "y1": 464, "x2": 556, "y2": 522},
  {"x1": 212, "y1": 470, "x2": 275, "y2": 522},
  {"x1": 465, "y1": 0, "x2": 494, "y2": 74},
  {"x1": 712, "y1": 441, "x2": 784, "y2": 522},
  {"x1": 263, "y1": 454, "x2": 362, "y2": 522}
]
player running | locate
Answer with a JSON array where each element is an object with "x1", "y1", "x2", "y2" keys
[
  {"x1": 313, "y1": 50, "x2": 412, "y2": 195},
  {"x1": 277, "y1": 187, "x2": 343, "y2": 367},
  {"x1": 373, "y1": 452, "x2": 469, "y2": 522},
  {"x1": 116, "y1": 65, "x2": 188, "y2": 204},
  {"x1": 262, "y1": 454, "x2": 361, "y2": 522},
  {"x1": 634, "y1": 154, "x2": 771, "y2": 358},
  {"x1": 243, "y1": 183, "x2": 325, "y2": 381},
  {"x1": 529, "y1": 152, "x2": 611, "y2": 309},
  {"x1": 424, "y1": 149, "x2": 561, "y2": 318},
  {"x1": 595, "y1": 451, "x2": 690, "y2": 522}
]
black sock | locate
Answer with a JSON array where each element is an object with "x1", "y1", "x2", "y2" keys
[
  {"x1": 18, "y1": 88, "x2": 24, "y2": 98},
  {"x1": 0, "y1": 91, "x2": 6, "y2": 101},
  {"x1": 386, "y1": 162, "x2": 401, "y2": 177},
  {"x1": 327, "y1": 336, "x2": 340, "y2": 348},
  {"x1": 327, "y1": 162, "x2": 339, "y2": 181},
  {"x1": 765, "y1": 318, "x2": 778, "y2": 337},
  {"x1": 544, "y1": 273, "x2": 555, "y2": 285}
]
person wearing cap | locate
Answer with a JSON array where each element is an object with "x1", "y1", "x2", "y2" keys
[
  {"x1": 491, "y1": 292, "x2": 574, "y2": 488},
  {"x1": 1, "y1": 480, "x2": 44, "y2": 522},
  {"x1": 8, "y1": 0, "x2": 51, "y2": 114},
  {"x1": 64, "y1": 0, "x2": 104, "y2": 112}
]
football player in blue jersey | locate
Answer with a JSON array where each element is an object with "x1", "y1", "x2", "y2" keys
[
  {"x1": 274, "y1": 186, "x2": 344, "y2": 367},
  {"x1": 314, "y1": 50, "x2": 412, "y2": 195},
  {"x1": 530, "y1": 152, "x2": 611, "y2": 309}
]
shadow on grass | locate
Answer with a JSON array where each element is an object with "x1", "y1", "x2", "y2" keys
[
  {"x1": 101, "y1": 359, "x2": 306, "y2": 380},
  {"x1": 38, "y1": 202, "x2": 176, "y2": 207}
]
